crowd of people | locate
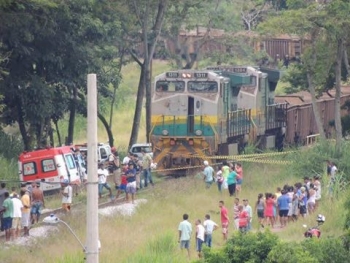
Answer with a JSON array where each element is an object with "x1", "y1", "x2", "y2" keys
[
  {"x1": 0, "y1": 182, "x2": 46, "y2": 241},
  {"x1": 98, "y1": 147, "x2": 154, "y2": 204},
  {"x1": 0, "y1": 146, "x2": 155, "y2": 242},
  {"x1": 178, "y1": 159, "x2": 335, "y2": 259}
]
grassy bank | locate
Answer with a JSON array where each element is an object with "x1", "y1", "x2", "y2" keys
[{"x1": 1, "y1": 161, "x2": 345, "y2": 263}]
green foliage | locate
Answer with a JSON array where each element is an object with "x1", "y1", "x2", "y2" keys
[
  {"x1": 286, "y1": 140, "x2": 350, "y2": 181},
  {"x1": 282, "y1": 64, "x2": 308, "y2": 94},
  {"x1": 0, "y1": 155, "x2": 19, "y2": 189},
  {"x1": 0, "y1": 129, "x2": 23, "y2": 159},
  {"x1": 202, "y1": 231, "x2": 279, "y2": 263},
  {"x1": 302, "y1": 238, "x2": 350, "y2": 263},
  {"x1": 329, "y1": 115, "x2": 350, "y2": 137},
  {"x1": 343, "y1": 190, "x2": 350, "y2": 230},
  {"x1": 0, "y1": 0, "x2": 124, "y2": 149},
  {"x1": 267, "y1": 241, "x2": 317, "y2": 263}
]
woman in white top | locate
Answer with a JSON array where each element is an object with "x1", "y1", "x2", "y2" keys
[{"x1": 307, "y1": 184, "x2": 316, "y2": 214}]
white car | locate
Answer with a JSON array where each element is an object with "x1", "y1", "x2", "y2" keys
[{"x1": 129, "y1": 143, "x2": 153, "y2": 160}]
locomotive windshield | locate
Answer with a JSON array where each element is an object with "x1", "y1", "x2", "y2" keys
[
  {"x1": 188, "y1": 81, "x2": 218, "y2": 93},
  {"x1": 156, "y1": 81, "x2": 185, "y2": 92}
]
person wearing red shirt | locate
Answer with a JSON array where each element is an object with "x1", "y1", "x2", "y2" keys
[
  {"x1": 116, "y1": 172, "x2": 128, "y2": 201},
  {"x1": 238, "y1": 205, "x2": 249, "y2": 232},
  {"x1": 219, "y1": 200, "x2": 229, "y2": 241}
]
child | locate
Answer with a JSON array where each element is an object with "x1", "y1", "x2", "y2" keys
[{"x1": 116, "y1": 172, "x2": 128, "y2": 201}]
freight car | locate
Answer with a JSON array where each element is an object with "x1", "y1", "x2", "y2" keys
[
  {"x1": 275, "y1": 87, "x2": 350, "y2": 146},
  {"x1": 150, "y1": 66, "x2": 287, "y2": 174}
]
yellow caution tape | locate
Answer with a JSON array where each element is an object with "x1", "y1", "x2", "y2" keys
[{"x1": 154, "y1": 157, "x2": 291, "y2": 173}]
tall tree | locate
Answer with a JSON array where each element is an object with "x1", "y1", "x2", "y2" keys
[
  {"x1": 117, "y1": 0, "x2": 168, "y2": 147},
  {"x1": 258, "y1": 2, "x2": 339, "y2": 140},
  {"x1": 324, "y1": 0, "x2": 350, "y2": 150},
  {"x1": 0, "y1": 0, "x2": 123, "y2": 149}
]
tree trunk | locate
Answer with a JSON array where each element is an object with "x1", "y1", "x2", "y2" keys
[
  {"x1": 17, "y1": 99, "x2": 31, "y2": 151},
  {"x1": 306, "y1": 35, "x2": 326, "y2": 140},
  {"x1": 145, "y1": 59, "x2": 152, "y2": 143},
  {"x1": 48, "y1": 119, "x2": 54, "y2": 147},
  {"x1": 307, "y1": 73, "x2": 326, "y2": 139},
  {"x1": 334, "y1": 38, "x2": 344, "y2": 150},
  {"x1": 344, "y1": 48, "x2": 350, "y2": 79},
  {"x1": 53, "y1": 118, "x2": 62, "y2": 146},
  {"x1": 129, "y1": 67, "x2": 145, "y2": 148},
  {"x1": 67, "y1": 84, "x2": 77, "y2": 145},
  {"x1": 98, "y1": 112, "x2": 114, "y2": 147}
]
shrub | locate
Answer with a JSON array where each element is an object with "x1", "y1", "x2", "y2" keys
[
  {"x1": 302, "y1": 238, "x2": 350, "y2": 263},
  {"x1": 267, "y1": 242, "x2": 317, "y2": 263},
  {"x1": 202, "y1": 231, "x2": 279, "y2": 263}
]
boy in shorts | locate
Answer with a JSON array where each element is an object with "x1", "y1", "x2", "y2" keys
[{"x1": 116, "y1": 172, "x2": 127, "y2": 201}]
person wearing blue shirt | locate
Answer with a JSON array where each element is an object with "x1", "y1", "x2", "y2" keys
[{"x1": 277, "y1": 190, "x2": 290, "y2": 227}]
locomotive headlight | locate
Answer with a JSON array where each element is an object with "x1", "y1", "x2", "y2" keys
[
  {"x1": 195, "y1": 129, "x2": 202, "y2": 136},
  {"x1": 162, "y1": 129, "x2": 169, "y2": 136}
]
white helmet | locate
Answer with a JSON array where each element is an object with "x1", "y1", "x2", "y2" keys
[{"x1": 316, "y1": 214, "x2": 325, "y2": 222}]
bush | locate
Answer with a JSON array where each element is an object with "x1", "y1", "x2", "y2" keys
[
  {"x1": 302, "y1": 238, "x2": 350, "y2": 263},
  {"x1": 202, "y1": 231, "x2": 279, "y2": 263},
  {"x1": 286, "y1": 140, "x2": 350, "y2": 181},
  {"x1": 267, "y1": 242, "x2": 317, "y2": 263}
]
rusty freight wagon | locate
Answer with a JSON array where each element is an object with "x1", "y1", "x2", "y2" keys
[{"x1": 275, "y1": 87, "x2": 350, "y2": 146}]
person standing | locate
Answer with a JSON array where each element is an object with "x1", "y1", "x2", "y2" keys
[
  {"x1": 116, "y1": 172, "x2": 128, "y2": 201},
  {"x1": 277, "y1": 190, "x2": 290, "y2": 228},
  {"x1": 330, "y1": 162, "x2": 338, "y2": 181},
  {"x1": 31, "y1": 183, "x2": 45, "y2": 224},
  {"x1": 126, "y1": 163, "x2": 137, "y2": 204},
  {"x1": 141, "y1": 149, "x2": 154, "y2": 187},
  {"x1": 203, "y1": 214, "x2": 218, "y2": 248},
  {"x1": 109, "y1": 147, "x2": 121, "y2": 189},
  {"x1": 215, "y1": 167, "x2": 224, "y2": 193},
  {"x1": 61, "y1": 179, "x2": 73, "y2": 212},
  {"x1": 0, "y1": 192, "x2": 13, "y2": 241},
  {"x1": 122, "y1": 152, "x2": 132, "y2": 166},
  {"x1": 238, "y1": 205, "x2": 249, "y2": 233},
  {"x1": 11, "y1": 193, "x2": 23, "y2": 240},
  {"x1": 235, "y1": 163, "x2": 243, "y2": 195},
  {"x1": 221, "y1": 161, "x2": 230, "y2": 190},
  {"x1": 313, "y1": 175, "x2": 322, "y2": 209},
  {"x1": 227, "y1": 166, "x2": 237, "y2": 197},
  {"x1": 255, "y1": 193, "x2": 265, "y2": 229},
  {"x1": 264, "y1": 193, "x2": 275, "y2": 228},
  {"x1": 178, "y1": 213, "x2": 192, "y2": 259},
  {"x1": 195, "y1": 219, "x2": 205, "y2": 258},
  {"x1": 21, "y1": 190, "x2": 31, "y2": 237},
  {"x1": 98, "y1": 163, "x2": 113, "y2": 199},
  {"x1": 233, "y1": 198, "x2": 240, "y2": 230},
  {"x1": 243, "y1": 199, "x2": 252, "y2": 231},
  {"x1": 0, "y1": 182, "x2": 9, "y2": 232},
  {"x1": 219, "y1": 200, "x2": 229, "y2": 241},
  {"x1": 202, "y1": 160, "x2": 214, "y2": 189}
]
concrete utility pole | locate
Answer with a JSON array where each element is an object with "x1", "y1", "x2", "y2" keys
[{"x1": 86, "y1": 74, "x2": 99, "y2": 263}]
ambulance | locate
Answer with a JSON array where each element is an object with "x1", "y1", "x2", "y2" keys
[{"x1": 18, "y1": 146, "x2": 81, "y2": 193}]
